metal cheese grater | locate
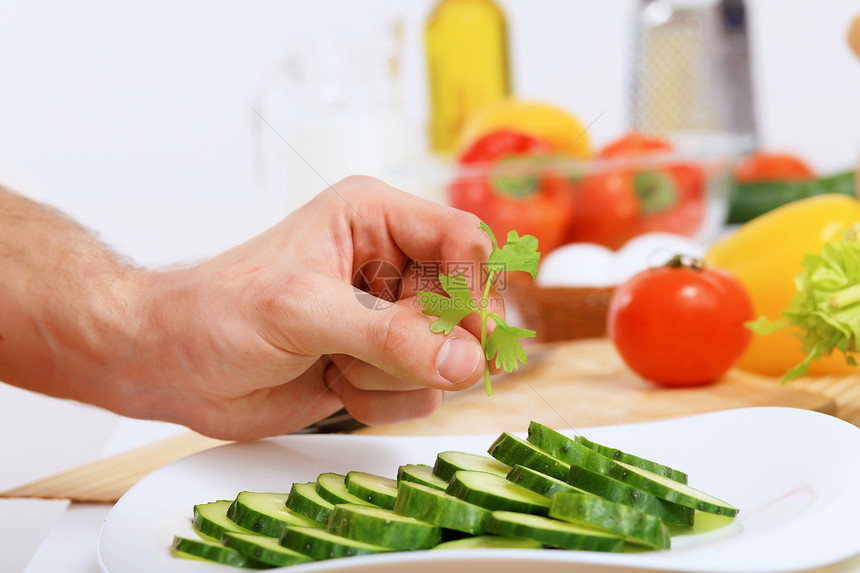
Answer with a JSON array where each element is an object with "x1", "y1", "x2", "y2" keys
[{"x1": 630, "y1": 0, "x2": 757, "y2": 147}]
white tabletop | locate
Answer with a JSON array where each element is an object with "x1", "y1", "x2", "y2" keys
[
  {"x1": 0, "y1": 382, "x2": 190, "y2": 572},
  {"x1": 2, "y1": 382, "x2": 859, "y2": 573}
]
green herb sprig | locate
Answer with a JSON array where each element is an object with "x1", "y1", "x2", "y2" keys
[{"x1": 418, "y1": 223, "x2": 539, "y2": 396}]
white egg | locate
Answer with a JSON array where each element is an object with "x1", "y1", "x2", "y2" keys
[
  {"x1": 615, "y1": 233, "x2": 706, "y2": 283},
  {"x1": 537, "y1": 243, "x2": 617, "y2": 287}
]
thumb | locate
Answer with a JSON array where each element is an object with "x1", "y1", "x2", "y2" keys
[{"x1": 305, "y1": 278, "x2": 486, "y2": 390}]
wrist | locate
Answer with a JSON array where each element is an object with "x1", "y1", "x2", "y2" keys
[{"x1": 39, "y1": 262, "x2": 149, "y2": 406}]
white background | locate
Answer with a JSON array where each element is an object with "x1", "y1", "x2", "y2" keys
[{"x1": 0, "y1": 0, "x2": 859, "y2": 268}]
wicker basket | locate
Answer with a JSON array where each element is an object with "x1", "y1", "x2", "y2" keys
[{"x1": 506, "y1": 273, "x2": 616, "y2": 342}]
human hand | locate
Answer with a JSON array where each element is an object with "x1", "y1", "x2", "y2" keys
[{"x1": 113, "y1": 176, "x2": 502, "y2": 439}]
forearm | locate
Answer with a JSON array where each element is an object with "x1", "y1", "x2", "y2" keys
[{"x1": 0, "y1": 187, "x2": 143, "y2": 404}]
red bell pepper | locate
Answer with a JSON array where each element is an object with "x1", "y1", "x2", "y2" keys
[{"x1": 448, "y1": 130, "x2": 577, "y2": 253}]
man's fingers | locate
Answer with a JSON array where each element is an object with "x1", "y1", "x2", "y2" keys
[
  {"x1": 329, "y1": 354, "x2": 420, "y2": 392},
  {"x1": 293, "y1": 277, "x2": 486, "y2": 392},
  {"x1": 324, "y1": 363, "x2": 443, "y2": 426},
  {"x1": 181, "y1": 364, "x2": 343, "y2": 440},
  {"x1": 327, "y1": 176, "x2": 494, "y2": 273}
]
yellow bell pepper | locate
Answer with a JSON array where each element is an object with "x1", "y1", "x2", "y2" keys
[
  {"x1": 456, "y1": 99, "x2": 592, "y2": 159},
  {"x1": 705, "y1": 194, "x2": 860, "y2": 377}
]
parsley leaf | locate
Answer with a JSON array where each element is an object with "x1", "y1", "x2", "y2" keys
[
  {"x1": 417, "y1": 223, "x2": 541, "y2": 396},
  {"x1": 417, "y1": 273, "x2": 478, "y2": 335},
  {"x1": 480, "y1": 222, "x2": 540, "y2": 279},
  {"x1": 486, "y1": 313, "x2": 536, "y2": 372}
]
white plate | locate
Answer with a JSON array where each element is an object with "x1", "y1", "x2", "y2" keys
[{"x1": 99, "y1": 407, "x2": 860, "y2": 573}]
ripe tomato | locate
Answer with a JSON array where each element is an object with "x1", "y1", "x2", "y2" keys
[
  {"x1": 608, "y1": 257, "x2": 754, "y2": 387},
  {"x1": 564, "y1": 172, "x2": 641, "y2": 250},
  {"x1": 598, "y1": 131, "x2": 673, "y2": 158},
  {"x1": 733, "y1": 151, "x2": 815, "y2": 183},
  {"x1": 565, "y1": 132, "x2": 706, "y2": 249}
]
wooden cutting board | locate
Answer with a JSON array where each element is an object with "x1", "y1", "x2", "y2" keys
[
  {"x1": 355, "y1": 338, "x2": 838, "y2": 436},
  {"x1": 2, "y1": 338, "x2": 839, "y2": 503}
]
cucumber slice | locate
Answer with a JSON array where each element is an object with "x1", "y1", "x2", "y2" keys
[
  {"x1": 280, "y1": 526, "x2": 395, "y2": 560},
  {"x1": 434, "y1": 451, "x2": 512, "y2": 482},
  {"x1": 326, "y1": 503, "x2": 442, "y2": 550},
  {"x1": 398, "y1": 464, "x2": 449, "y2": 491},
  {"x1": 550, "y1": 492, "x2": 671, "y2": 550},
  {"x1": 286, "y1": 481, "x2": 335, "y2": 523},
  {"x1": 568, "y1": 465, "x2": 694, "y2": 526},
  {"x1": 446, "y1": 470, "x2": 551, "y2": 515},
  {"x1": 506, "y1": 464, "x2": 587, "y2": 499},
  {"x1": 607, "y1": 460, "x2": 739, "y2": 517},
  {"x1": 345, "y1": 471, "x2": 398, "y2": 509},
  {"x1": 171, "y1": 536, "x2": 264, "y2": 568},
  {"x1": 486, "y1": 511, "x2": 624, "y2": 552},
  {"x1": 431, "y1": 535, "x2": 543, "y2": 550},
  {"x1": 488, "y1": 432, "x2": 570, "y2": 481},
  {"x1": 192, "y1": 500, "x2": 257, "y2": 542},
  {"x1": 222, "y1": 531, "x2": 313, "y2": 567},
  {"x1": 394, "y1": 480, "x2": 491, "y2": 535},
  {"x1": 575, "y1": 435, "x2": 688, "y2": 484},
  {"x1": 526, "y1": 423, "x2": 613, "y2": 475},
  {"x1": 315, "y1": 472, "x2": 375, "y2": 507},
  {"x1": 227, "y1": 492, "x2": 322, "y2": 537}
]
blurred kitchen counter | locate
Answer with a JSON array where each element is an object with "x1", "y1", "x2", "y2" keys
[{"x1": 356, "y1": 337, "x2": 851, "y2": 436}]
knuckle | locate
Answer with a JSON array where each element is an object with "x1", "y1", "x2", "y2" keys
[
  {"x1": 333, "y1": 175, "x2": 386, "y2": 197},
  {"x1": 377, "y1": 307, "x2": 416, "y2": 361}
]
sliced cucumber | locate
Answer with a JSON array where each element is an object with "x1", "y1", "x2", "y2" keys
[
  {"x1": 506, "y1": 464, "x2": 587, "y2": 499},
  {"x1": 434, "y1": 451, "x2": 512, "y2": 482},
  {"x1": 526, "y1": 422, "x2": 613, "y2": 475},
  {"x1": 315, "y1": 472, "x2": 375, "y2": 507},
  {"x1": 394, "y1": 480, "x2": 491, "y2": 535},
  {"x1": 173, "y1": 418, "x2": 740, "y2": 568},
  {"x1": 279, "y1": 526, "x2": 395, "y2": 560},
  {"x1": 550, "y1": 492, "x2": 671, "y2": 550},
  {"x1": 568, "y1": 465, "x2": 694, "y2": 526},
  {"x1": 446, "y1": 470, "x2": 551, "y2": 515},
  {"x1": 431, "y1": 535, "x2": 543, "y2": 550},
  {"x1": 171, "y1": 536, "x2": 264, "y2": 568},
  {"x1": 286, "y1": 481, "x2": 335, "y2": 523},
  {"x1": 398, "y1": 464, "x2": 449, "y2": 491},
  {"x1": 488, "y1": 432, "x2": 570, "y2": 481},
  {"x1": 222, "y1": 531, "x2": 313, "y2": 567},
  {"x1": 326, "y1": 503, "x2": 442, "y2": 550},
  {"x1": 485, "y1": 511, "x2": 624, "y2": 552},
  {"x1": 575, "y1": 435, "x2": 688, "y2": 484},
  {"x1": 606, "y1": 460, "x2": 739, "y2": 517},
  {"x1": 345, "y1": 471, "x2": 398, "y2": 509},
  {"x1": 227, "y1": 491, "x2": 322, "y2": 537},
  {"x1": 192, "y1": 500, "x2": 256, "y2": 543}
]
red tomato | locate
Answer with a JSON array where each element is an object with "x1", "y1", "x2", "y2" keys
[
  {"x1": 564, "y1": 132, "x2": 706, "y2": 249},
  {"x1": 608, "y1": 258, "x2": 754, "y2": 387},
  {"x1": 598, "y1": 131, "x2": 673, "y2": 158},
  {"x1": 449, "y1": 130, "x2": 577, "y2": 252},
  {"x1": 565, "y1": 172, "x2": 641, "y2": 250},
  {"x1": 734, "y1": 151, "x2": 815, "y2": 183}
]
